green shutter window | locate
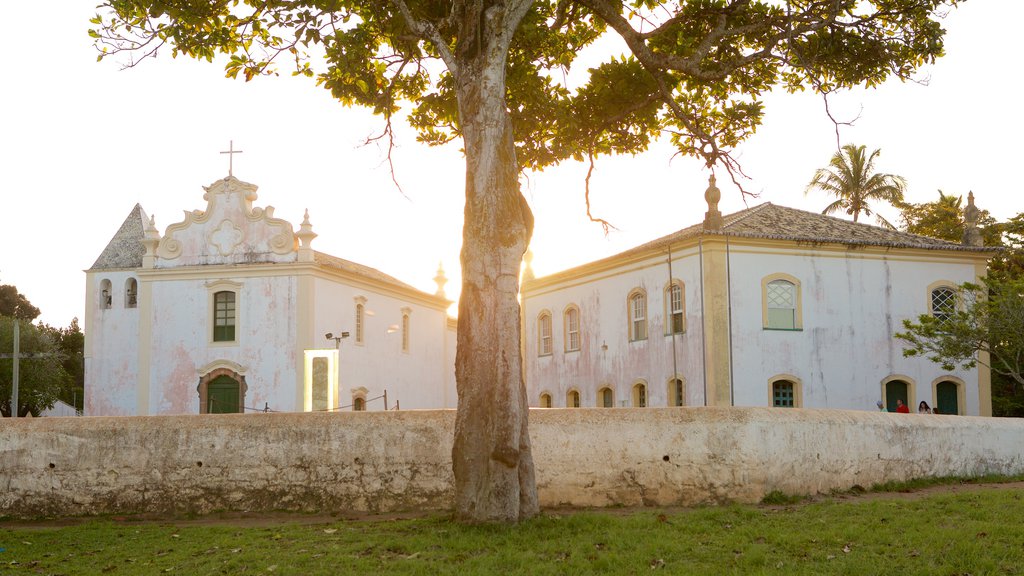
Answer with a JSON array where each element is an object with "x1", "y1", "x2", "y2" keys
[
  {"x1": 772, "y1": 381, "x2": 795, "y2": 407},
  {"x1": 213, "y1": 291, "x2": 236, "y2": 342},
  {"x1": 207, "y1": 375, "x2": 241, "y2": 414}
]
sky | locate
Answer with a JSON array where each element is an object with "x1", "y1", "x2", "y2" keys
[{"x1": 1, "y1": 1, "x2": 1021, "y2": 328}]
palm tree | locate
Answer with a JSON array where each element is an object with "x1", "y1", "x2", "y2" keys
[{"x1": 805, "y1": 144, "x2": 907, "y2": 229}]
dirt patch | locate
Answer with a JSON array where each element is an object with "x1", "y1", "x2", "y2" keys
[{"x1": 4, "y1": 481, "x2": 1023, "y2": 529}]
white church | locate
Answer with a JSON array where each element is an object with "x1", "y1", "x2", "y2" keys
[
  {"x1": 85, "y1": 171, "x2": 995, "y2": 418},
  {"x1": 84, "y1": 174, "x2": 457, "y2": 416},
  {"x1": 521, "y1": 178, "x2": 995, "y2": 416}
]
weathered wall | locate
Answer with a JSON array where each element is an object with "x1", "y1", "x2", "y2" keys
[{"x1": 3, "y1": 408, "x2": 1023, "y2": 519}]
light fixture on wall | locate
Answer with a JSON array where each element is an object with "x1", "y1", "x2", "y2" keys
[{"x1": 325, "y1": 331, "x2": 350, "y2": 348}]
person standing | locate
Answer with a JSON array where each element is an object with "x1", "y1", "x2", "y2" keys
[
  {"x1": 895, "y1": 399, "x2": 910, "y2": 413},
  {"x1": 918, "y1": 401, "x2": 933, "y2": 414}
]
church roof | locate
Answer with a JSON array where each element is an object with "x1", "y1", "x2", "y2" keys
[
  {"x1": 90, "y1": 204, "x2": 148, "y2": 270},
  {"x1": 313, "y1": 251, "x2": 424, "y2": 294},
  {"x1": 631, "y1": 202, "x2": 997, "y2": 254}
]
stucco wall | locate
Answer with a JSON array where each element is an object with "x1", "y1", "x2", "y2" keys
[{"x1": 3, "y1": 408, "x2": 1023, "y2": 519}]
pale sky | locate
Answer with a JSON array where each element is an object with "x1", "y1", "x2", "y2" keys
[{"x1": 1, "y1": 1, "x2": 1021, "y2": 328}]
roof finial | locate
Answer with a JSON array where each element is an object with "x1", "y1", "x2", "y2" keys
[
  {"x1": 296, "y1": 208, "x2": 317, "y2": 262},
  {"x1": 220, "y1": 140, "x2": 244, "y2": 177},
  {"x1": 703, "y1": 174, "x2": 724, "y2": 230},
  {"x1": 434, "y1": 261, "x2": 448, "y2": 298},
  {"x1": 962, "y1": 191, "x2": 983, "y2": 247}
]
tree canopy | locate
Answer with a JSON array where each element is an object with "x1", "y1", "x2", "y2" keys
[
  {"x1": 899, "y1": 190, "x2": 1000, "y2": 245},
  {"x1": 1, "y1": 316, "x2": 71, "y2": 417},
  {"x1": 93, "y1": 0, "x2": 963, "y2": 522},
  {"x1": 0, "y1": 284, "x2": 41, "y2": 321}
]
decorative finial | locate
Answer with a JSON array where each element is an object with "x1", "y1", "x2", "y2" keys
[
  {"x1": 434, "y1": 261, "x2": 448, "y2": 298},
  {"x1": 141, "y1": 214, "x2": 162, "y2": 268},
  {"x1": 962, "y1": 191, "x2": 983, "y2": 247},
  {"x1": 220, "y1": 140, "x2": 244, "y2": 177},
  {"x1": 703, "y1": 174, "x2": 724, "y2": 230},
  {"x1": 296, "y1": 208, "x2": 318, "y2": 261}
]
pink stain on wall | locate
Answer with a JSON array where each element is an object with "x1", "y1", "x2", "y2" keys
[{"x1": 161, "y1": 344, "x2": 199, "y2": 414}]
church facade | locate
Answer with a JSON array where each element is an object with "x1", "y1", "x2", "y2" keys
[
  {"x1": 521, "y1": 180, "x2": 995, "y2": 416},
  {"x1": 84, "y1": 175, "x2": 457, "y2": 416}
]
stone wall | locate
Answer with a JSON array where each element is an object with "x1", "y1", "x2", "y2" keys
[{"x1": 3, "y1": 408, "x2": 1023, "y2": 518}]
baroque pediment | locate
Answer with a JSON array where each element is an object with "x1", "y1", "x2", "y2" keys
[{"x1": 155, "y1": 176, "x2": 298, "y2": 267}]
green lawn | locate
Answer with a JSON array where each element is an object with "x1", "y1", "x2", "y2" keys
[{"x1": 2, "y1": 486, "x2": 1022, "y2": 575}]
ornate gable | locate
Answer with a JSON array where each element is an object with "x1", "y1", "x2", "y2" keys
[{"x1": 155, "y1": 176, "x2": 297, "y2": 267}]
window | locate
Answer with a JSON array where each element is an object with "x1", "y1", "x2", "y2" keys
[
  {"x1": 564, "y1": 306, "x2": 580, "y2": 352},
  {"x1": 213, "y1": 291, "x2": 236, "y2": 342},
  {"x1": 632, "y1": 382, "x2": 647, "y2": 407},
  {"x1": 353, "y1": 397, "x2": 366, "y2": 411},
  {"x1": 538, "y1": 311, "x2": 553, "y2": 356},
  {"x1": 768, "y1": 375, "x2": 802, "y2": 408},
  {"x1": 628, "y1": 289, "x2": 647, "y2": 341},
  {"x1": 762, "y1": 274, "x2": 801, "y2": 330},
  {"x1": 401, "y1": 308, "x2": 411, "y2": 353},
  {"x1": 772, "y1": 381, "x2": 795, "y2": 407},
  {"x1": 99, "y1": 279, "x2": 112, "y2": 309},
  {"x1": 567, "y1": 389, "x2": 581, "y2": 408},
  {"x1": 539, "y1": 393, "x2": 552, "y2": 408},
  {"x1": 668, "y1": 378, "x2": 685, "y2": 407},
  {"x1": 125, "y1": 278, "x2": 138, "y2": 308},
  {"x1": 665, "y1": 281, "x2": 685, "y2": 334},
  {"x1": 599, "y1": 387, "x2": 614, "y2": 408},
  {"x1": 931, "y1": 286, "x2": 957, "y2": 322},
  {"x1": 354, "y1": 297, "x2": 366, "y2": 344},
  {"x1": 933, "y1": 378, "x2": 963, "y2": 415}
]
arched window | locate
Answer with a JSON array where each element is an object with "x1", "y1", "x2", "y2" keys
[
  {"x1": 567, "y1": 389, "x2": 581, "y2": 408},
  {"x1": 934, "y1": 379, "x2": 962, "y2": 415},
  {"x1": 668, "y1": 378, "x2": 685, "y2": 407},
  {"x1": 206, "y1": 375, "x2": 242, "y2": 414},
  {"x1": 768, "y1": 375, "x2": 802, "y2": 408},
  {"x1": 538, "y1": 311, "x2": 553, "y2": 356},
  {"x1": 125, "y1": 278, "x2": 138, "y2": 308},
  {"x1": 632, "y1": 382, "x2": 647, "y2": 407},
  {"x1": 354, "y1": 297, "x2": 367, "y2": 344},
  {"x1": 665, "y1": 281, "x2": 685, "y2": 334},
  {"x1": 628, "y1": 289, "x2": 647, "y2": 341},
  {"x1": 99, "y1": 279, "x2": 112, "y2": 310},
  {"x1": 213, "y1": 291, "x2": 236, "y2": 342},
  {"x1": 539, "y1": 393, "x2": 552, "y2": 408},
  {"x1": 931, "y1": 286, "x2": 957, "y2": 322},
  {"x1": 599, "y1": 386, "x2": 614, "y2": 408},
  {"x1": 564, "y1": 305, "x2": 580, "y2": 352},
  {"x1": 401, "y1": 308, "x2": 411, "y2": 353},
  {"x1": 882, "y1": 375, "x2": 916, "y2": 413},
  {"x1": 353, "y1": 396, "x2": 366, "y2": 411},
  {"x1": 763, "y1": 274, "x2": 801, "y2": 330}
]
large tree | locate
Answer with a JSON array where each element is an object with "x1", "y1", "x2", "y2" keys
[
  {"x1": 0, "y1": 284, "x2": 41, "y2": 321},
  {"x1": 93, "y1": 0, "x2": 960, "y2": 522},
  {"x1": 805, "y1": 143, "x2": 907, "y2": 229}
]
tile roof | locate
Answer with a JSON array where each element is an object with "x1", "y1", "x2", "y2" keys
[
  {"x1": 90, "y1": 204, "x2": 147, "y2": 270},
  {"x1": 629, "y1": 202, "x2": 997, "y2": 255}
]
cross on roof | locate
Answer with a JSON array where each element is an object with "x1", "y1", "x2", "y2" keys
[{"x1": 220, "y1": 140, "x2": 244, "y2": 176}]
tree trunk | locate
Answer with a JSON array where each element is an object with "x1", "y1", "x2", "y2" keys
[{"x1": 450, "y1": 17, "x2": 539, "y2": 523}]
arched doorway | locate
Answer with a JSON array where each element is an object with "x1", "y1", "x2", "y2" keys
[
  {"x1": 885, "y1": 379, "x2": 909, "y2": 413},
  {"x1": 936, "y1": 380, "x2": 960, "y2": 415},
  {"x1": 207, "y1": 375, "x2": 241, "y2": 414}
]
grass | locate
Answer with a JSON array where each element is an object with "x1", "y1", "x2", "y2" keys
[{"x1": 2, "y1": 485, "x2": 1023, "y2": 575}]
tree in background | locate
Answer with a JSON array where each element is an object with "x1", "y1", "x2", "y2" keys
[
  {"x1": 93, "y1": 0, "x2": 963, "y2": 522},
  {"x1": 897, "y1": 277, "x2": 1024, "y2": 416},
  {"x1": 0, "y1": 316, "x2": 71, "y2": 417},
  {"x1": 805, "y1": 144, "x2": 907, "y2": 229},
  {"x1": 43, "y1": 318, "x2": 85, "y2": 412},
  {"x1": 899, "y1": 190, "x2": 1000, "y2": 245},
  {"x1": 0, "y1": 284, "x2": 41, "y2": 321}
]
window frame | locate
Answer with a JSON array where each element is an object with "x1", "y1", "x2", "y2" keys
[
  {"x1": 354, "y1": 296, "x2": 367, "y2": 345},
  {"x1": 538, "y1": 310, "x2": 553, "y2": 356},
  {"x1": 401, "y1": 307, "x2": 411, "y2": 353},
  {"x1": 761, "y1": 273, "x2": 802, "y2": 331},
  {"x1": 632, "y1": 381, "x2": 648, "y2": 408},
  {"x1": 667, "y1": 377, "x2": 685, "y2": 407},
  {"x1": 598, "y1": 386, "x2": 615, "y2": 408},
  {"x1": 927, "y1": 281, "x2": 958, "y2": 323},
  {"x1": 566, "y1": 389, "x2": 581, "y2": 408},
  {"x1": 664, "y1": 280, "x2": 686, "y2": 335},
  {"x1": 627, "y1": 288, "x2": 648, "y2": 342},
  {"x1": 125, "y1": 277, "x2": 138, "y2": 309},
  {"x1": 563, "y1": 305, "x2": 581, "y2": 353},
  {"x1": 206, "y1": 280, "x2": 242, "y2": 346},
  {"x1": 767, "y1": 374, "x2": 803, "y2": 408},
  {"x1": 539, "y1": 392, "x2": 552, "y2": 408}
]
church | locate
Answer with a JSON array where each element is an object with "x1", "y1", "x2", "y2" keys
[
  {"x1": 84, "y1": 173, "x2": 457, "y2": 416},
  {"x1": 521, "y1": 178, "x2": 995, "y2": 416}
]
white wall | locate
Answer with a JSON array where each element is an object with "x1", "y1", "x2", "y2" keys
[
  {"x1": 4, "y1": 408, "x2": 1023, "y2": 518},
  {"x1": 524, "y1": 247, "x2": 706, "y2": 408},
  {"x1": 726, "y1": 246, "x2": 981, "y2": 413},
  {"x1": 84, "y1": 270, "x2": 140, "y2": 416}
]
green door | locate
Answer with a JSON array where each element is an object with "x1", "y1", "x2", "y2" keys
[
  {"x1": 936, "y1": 381, "x2": 959, "y2": 415},
  {"x1": 207, "y1": 375, "x2": 241, "y2": 414},
  {"x1": 885, "y1": 380, "x2": 908, "y2": 412}
]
